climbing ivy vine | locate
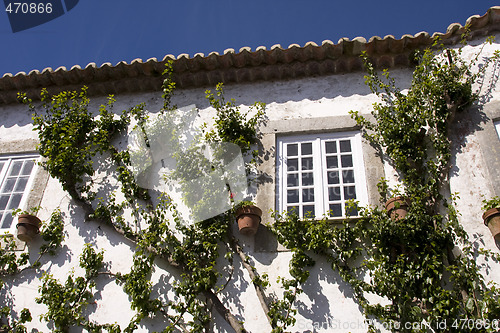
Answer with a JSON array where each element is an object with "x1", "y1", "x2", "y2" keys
[
  {"x1": 1, "y1": 209, "x2": 65, "y2": 332},
  {"x1": 3, "y1": 34, "x2": 500, "y2": 333},
  {"x1": 271, "y1": 36, "x2": 500, "y2": 332},
  {"x1": 10, "y1": 62, "x2": 271, "y2": 332}
]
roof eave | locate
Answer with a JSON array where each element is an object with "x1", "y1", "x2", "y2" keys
[{"x1": 1, "y1": 6, "x2": 499, "y2": 105}]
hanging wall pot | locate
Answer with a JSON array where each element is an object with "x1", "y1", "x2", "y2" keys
[
  {"x1": 482, "y1": 208, "x2": 500, "y2": 245},
  {"x1": 235, "y1": 205, "x2": 262, "y2": 236},
  {"x1": 16, "y1": 214, "x2": 41, "y2": 242},
  {"x1": 385, "y1": 196, "x2": 410, "y2": 221}
]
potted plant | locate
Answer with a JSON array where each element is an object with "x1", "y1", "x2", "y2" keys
[
  {"x1": 234, "y1": 201, "x2": 262, "y2": 236},
  {"x1": 385, "y1": 196, "x2": 410, "y2": 221},
  {"x1": 14, "y1": 207, "x2": 41, "y2": 242},
  {"x1": 481, "y1": 196, "x2": 500, "y2": 245}
]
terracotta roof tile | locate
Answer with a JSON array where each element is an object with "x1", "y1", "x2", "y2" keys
[{"x1": 1, "y1": 6, "x2": 500, "y2": 105}]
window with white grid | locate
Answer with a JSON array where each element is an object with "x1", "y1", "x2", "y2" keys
[
  {"x1": 0, "y1": 154, "x2": 39, "y2": 233},
  {"x1": 277, "y1": 132, "x2": 367, "y2": 219}
]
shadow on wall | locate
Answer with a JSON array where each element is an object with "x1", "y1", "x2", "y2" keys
[
  {"x1": 448, "y1": 60, "x2": 500, "y2": 252},
  {"x1": 2, "y1": 66, "x2": 403, "y2": 130},
  {"x1": 0, "y1": 237, "x2": 72, "y2": 331},
  {"x1": 294, "y1": 254, "x2": 365, "y2": 332},
  {"x1": 172, "y1": 70, "x2": 412, "y2": 114}
]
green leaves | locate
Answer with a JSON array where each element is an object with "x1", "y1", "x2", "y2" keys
[
  {"x1": 0, "y1": 307, "x2": 31, "y2": 332},
  {"x1": 117, "y1": 252, "x2": 161, "y2": 317},
  {"x1": 205, "y1": 83, "x2": 265, "y2": 156},
  {"x1": 39, "y1": 209, "x2": 65, "y2": 256},
  {"x1": 31, "y1": 88, "x2": 95, "y2": 193},
  {"x1": 353, "y1": 40, "x2": 500, "y2": 329},
  {"x1": 354, "y1": 43, "x2": 489, "y2": 199},
  {"x1": 29, "y1": 87, "x2": 135, "y2": 199},
  {"x1": 35, "y1": 244, "x2": 116, "y2": 332},
  {"x1": 15, "y1": 62, "x2": 276, "y2": 332},
  {"x1": 272, "y1": 40, "x2": 500, "y2": 332},
  {"x1": 482, "y1": 196, "x2": 500, "y2": 211}
]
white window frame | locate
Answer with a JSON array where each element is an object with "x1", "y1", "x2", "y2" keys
[
  {"x1": 495, "y1": 120, "x2": 500, "y2": 140},
  {"x1": 276, "y1": 131, "x2": 368, "y2": 219},
  {"x1": 0, "y1": 153, "x2": 40, "y2": 235}
]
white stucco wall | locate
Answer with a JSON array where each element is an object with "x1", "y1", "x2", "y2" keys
[{"x1": 1, "y1": 34, "x2": 500, "y2": 332}]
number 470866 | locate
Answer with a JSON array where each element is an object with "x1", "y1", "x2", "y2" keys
[
  {"x1": 5, "y1": 2, "x2": 53, "y2": 14},
  {"x1": 452, "y1": 318, "x2": 499, "y2": 330}
]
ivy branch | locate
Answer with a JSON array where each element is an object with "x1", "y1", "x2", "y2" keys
[
  {"x1": 20, "y1": 62, "x2": 271, "y2": 332},
  {"x1": 272, "y1": 37, "x2": 500, "y2": 332},
  {"x1": 0, "y1": 209, "x2": 65, "y2": 332}
]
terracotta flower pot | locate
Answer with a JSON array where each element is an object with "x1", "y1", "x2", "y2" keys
[
  {"x1": 482, "y1": 208, "x2": 500, "y2": 245},
  {"x1": 385, "y1": 197, "x2": 410, "y2": 221},
  {"x1": 16, "y1": 214, "x2": 41, "y2": 242},
  {"x1": 235, "y1": 205, "x2": 262, "y2": 236}
]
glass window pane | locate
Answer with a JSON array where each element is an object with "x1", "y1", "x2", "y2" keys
[
  {"x1": 287, "y1": 158, "x2": 298, "y2": 171},
  {"x1": 0, "y1": 195, "x2": 9, "y2": 210},
  {"x1": 7, "y1": 193, "x2": 22, "y2": 209},
  {"x1": 21, "y1": 160, "x2": 35, "y2": 176},
  {"x1": 9, "y1": 161, "x2": 23, "y2": 177},
  {"x1": 287, "y1": 173, "x2": 299, "y2": 187},
  {"x1": 302, "y1": 188, "x2": 314, "y2": 202},
  {"x1": 287, "y1": 206, "x2": 299, "y2": 216},
  {"x1": 287, "y1": 189, "x2": 299, "y2": 203},
  {"x1": 1, "y1": 178, "x2": 16, "y2": 193},
  {"x1": 14, "y1": 177, "x2": 29, "y2": 192},
  {"x1": 329, "y1": 204, "x2": 342, "y2": 217},
  {"x1": 344, "y1": 186, "x2": 357, "y2": 200},
  {"x1": 328, "y1": 187, "x2": 341, "y2": 201},
  {"x1": 326, "y1": 156, "x2": 338, "y2": 169},
  {"x1": 301, "y1": 143, "x2": 312, "y2": 155},
  {"x1": 302, "y1": 172, "x2": 314, "y2": 186},
  {"x1": 342, "y1": 170, "x2": 355, "y2": 183},
  {"x1": 327, "y1": 171, "x2": 340, "y2": 184},
  {"x1": 325, "y1": 141, "x2": 337, "y2": 154},
  {"x1": 341, "y1": 155, "x2": 353, "y2": 168},
  {"x1": 303, "y1": 205, "x2": 315, "y2": 218},
  {"x1": 301, "y1": 157, "x2": 313, "y2": 170},
  {"x1": 279, "y1": 134, "x2": 364, "y2": 219},
  {"x1": 287, "y1": 144, "x2": 298, "y2": 157},
  {"x1": 1, "y1": 213, "x2": 13, "y2": 229},
  {"x1": 340, "y1": 140, "x2": 351, "y2": 153},
  {"x1": 0, "y1": 162, "x2": 4, "y2": 171}
]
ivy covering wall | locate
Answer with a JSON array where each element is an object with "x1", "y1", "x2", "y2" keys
[{"x1": 1, "y1": 34, "x2": 500, "y2": 333}]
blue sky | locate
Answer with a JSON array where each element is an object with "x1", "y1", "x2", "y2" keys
[{"x1": 1, "y1": 1, "x2": 499, "y2": 76}]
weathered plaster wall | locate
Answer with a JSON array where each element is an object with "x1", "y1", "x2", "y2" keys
[{"x1": 1, "y1": 35, "x2": 500, "y2": 332}]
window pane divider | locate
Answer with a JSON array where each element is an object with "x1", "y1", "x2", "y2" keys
[{"x1": 277, "y1": 131, "x2": 368, "y2": 220}]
